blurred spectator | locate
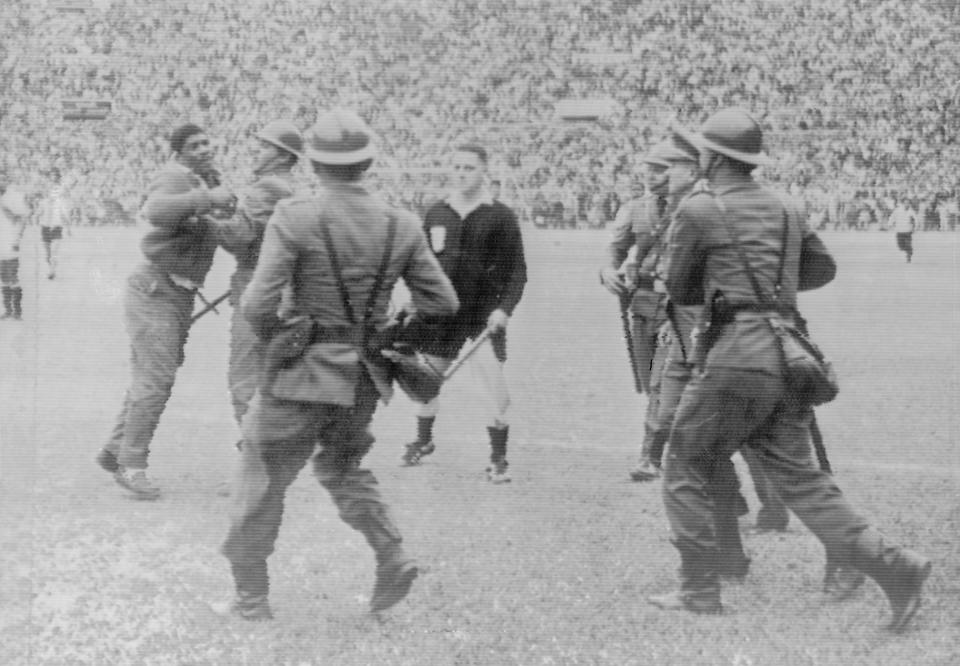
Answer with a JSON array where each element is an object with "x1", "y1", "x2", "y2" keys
[{"x1": 2, "y1": 0, "x2": 958, "y2": 228}]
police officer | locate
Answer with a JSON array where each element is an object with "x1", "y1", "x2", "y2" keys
[
  {"x1": 648, "y1": 108, "x2": 931, "y2": 632},
  {"x1": 218, "y1": 120, "x2": 303, "y2": 425},
  {"x1": 96, "y1": 123, "x2": 235, "y2": 499},
  {"x1": 599, "y1": 143, "x2": 672, "y2": 481},
  {"x1": 654, "y1": 127, "x2": 863, "y2": 596},
  {"x1": 220, "y1": 109, "x2": 458, "y2": 620}
]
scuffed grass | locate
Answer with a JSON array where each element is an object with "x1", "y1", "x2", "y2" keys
[{"x1": 1, "y1": 229, "x2": 959, "y2": 665}]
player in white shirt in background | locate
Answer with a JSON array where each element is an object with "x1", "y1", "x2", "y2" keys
[
  {"x1": 40, "y1": 169, "x2": 72, "y2": 279},
  {"x1": 889, "y1": 198, "x2": 917, "y2": 263},
  {"x1": 0, "y1": 173, "x2": 31, "y2": 320}
]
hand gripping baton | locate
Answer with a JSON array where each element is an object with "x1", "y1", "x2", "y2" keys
[{"x1": 441, "y1": 327, "x2": 493, "y2": 381}]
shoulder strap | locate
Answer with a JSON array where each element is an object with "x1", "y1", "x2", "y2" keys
[
  {"x1": 319, "y1": 213, "x2": 397, "y2": 330},
  {"x1": 363, "y1": 214, "x2": 397, "y2": 327},
  {"x1": 712, "y1": 193, "x2": 789, "y2": 308},
  {"x1": 320, "y1": 221, "x2": 356, "y2": 324}
]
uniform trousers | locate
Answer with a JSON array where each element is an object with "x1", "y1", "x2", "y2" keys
[
  {"x1": 663, "y1": 368, "x2": 869, "y2": 595},
  {"x1": 105, "y1": 264, "x2": 195, "y2": 469},
  {"x1": 222, "y1": 374, "x2": 399, "y2": 598},
  {"x1": 629, "y1": 289, "x2": 668, "y2": 395},
  {"x1": 649, "y1": 360, "x2": 790, "y2": 530},
  {"x1": 637, "y1": 332, "x2": 668, "y2": 461},
  {"x1": 227, "y1": 268, "x2": 264, "y2": 423},
  {"x1": 654, "y1": 311, "x2": 788, "y2": 528}
]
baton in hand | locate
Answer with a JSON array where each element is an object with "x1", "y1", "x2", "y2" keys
[
  {"x1": 442, "y1": 327, "x2": 493, "y2": 381},
  {"x1": 619, "y1": 292, "x2": 644, "y2": 394},
  {"x1": 191, "y1": 289, "x2": 232, "y2": 324},
  {"x1": 810, "y1": 413, "x2": 832, "y2": 474}
]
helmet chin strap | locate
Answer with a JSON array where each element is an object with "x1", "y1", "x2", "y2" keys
[
  {"x1": 702, "y1": 151, "x2": 723, "y2": 181},
  {"x1": 254, "y1": 151, "x2": 284, "y2": 176}
]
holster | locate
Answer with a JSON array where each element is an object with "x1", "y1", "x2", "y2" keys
[{"x1": 690, "y1": 293, "x2": 725, "y2": 369}]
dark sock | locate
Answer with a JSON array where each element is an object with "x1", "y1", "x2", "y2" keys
[
  {"x1": 488, "y1": 426, "x2": 509, "y2": 462},
  {"x1": 416, "y1": 416, "x2": 435, "y2": 444}
]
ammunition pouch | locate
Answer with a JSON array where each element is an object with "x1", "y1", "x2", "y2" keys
[{"x1": 767, "y1": 317, "x2": 839, "y2": 406}]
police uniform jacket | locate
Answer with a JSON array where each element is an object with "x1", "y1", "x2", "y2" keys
[
  {"x1": 218, "y1": 166, "x2": 296, "y2": 294},
  {"x1": 665, "y1": 182, "x2": 835, "y2": 376},
  {"x1": 607, "y1": 194, "x2": 669, "y2": 316},
  {"x1": 242, "y1": 180, "x2": 459, "y2": 406}
]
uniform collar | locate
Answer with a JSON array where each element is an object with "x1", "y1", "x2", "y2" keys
[{"x1": 445, "y1": 190, "x2": 494, "y2": 220}]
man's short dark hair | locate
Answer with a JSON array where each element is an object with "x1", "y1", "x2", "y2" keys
[
  {"x1": 170, "y1": 123, "x2": 205, "y2": 154},
  {"x1": 454, "y1": 143, "x2": 488, "y2": 165}
]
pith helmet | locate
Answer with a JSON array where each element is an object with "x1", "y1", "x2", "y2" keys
[
  {"x1": 668, "y1": 124, "x2": 701, "y2": 164},
  {"x1": 675, "y1": 108, "x2": 773, "y2": 166},
  {"x1": 256, "y1": 120, "x2": 304, "y2": 158},
  {"x1": 304, "y1": 108, "x2": 377, "y2": 165},
  {"x1": 642, "y1": 139, "x2": 698, "y2": 168}
]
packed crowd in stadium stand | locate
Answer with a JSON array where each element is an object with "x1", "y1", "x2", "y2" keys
[{"x1": 2, "y1": 0, "x2": 958, "y2": 229}]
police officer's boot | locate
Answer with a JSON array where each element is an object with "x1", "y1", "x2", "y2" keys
[
  {"x1": 850, "y1": 529, "x2": 932, "y2": 632},
  {"x1": 365, "y1": 511, "x2": 419, "y2": 613},
  {"x1": 10, "y1": 286, "x2": 22, "y2": 320},
  {"x1": 648, "y1": 538, "x2": 723, "y2": 614},
  {"x1": 630, "y1": 429, "x2": 666, "y2": 482},
  {"x1": 322, "y1": 464, "x2": 419, "y2": 612},
  {"x1": 401, "y1": 416, "x2": 435, "y2": 466},
  {"x1": 486, "y1": 426, "x2": 510, "y2": 483}
]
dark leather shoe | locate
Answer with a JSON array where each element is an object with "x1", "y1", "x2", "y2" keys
[
  {"x1": 648, "y1": 590, "x2": 722, "y2": 614},
  {"x1": 214, "y1": 592, "x2": 273, "y2": 621},
  {"x1": 401, "y1": 440, "x2": 435, "y2": 466},
  {"x1": 886, "y1": 551, "x2": 932, "y2": 632},
  {"x1": 95, "y1": 448, "x2": 119, "y2": 474},
  {"x1": 370, "y1": 558, "x2": 419, "y2": 613},
  {"x1": 114, "y1": 467, "x2": 160, "y2": 500},
  {"x1": 629, "y1": 458, "x2": 661, "y2": 482}
]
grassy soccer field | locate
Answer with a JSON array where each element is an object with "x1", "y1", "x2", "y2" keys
[{"x1": 1, "y1": 225, "x2": 958, "y2": 665}]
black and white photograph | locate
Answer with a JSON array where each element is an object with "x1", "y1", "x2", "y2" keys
[{"x1": 1, "y1": 1, "x2": 958, "y2": 664}]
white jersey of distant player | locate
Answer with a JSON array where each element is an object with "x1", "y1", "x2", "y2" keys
[
  {"x1": 890, "y1": 205, "x2": 916, "y2": 233},
  {"x1": 0, "y1": 188, "x2": 30, "y2": 260},
  {"x1": 42, "y1": 186, "x2": 71, "y2": 229}
]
